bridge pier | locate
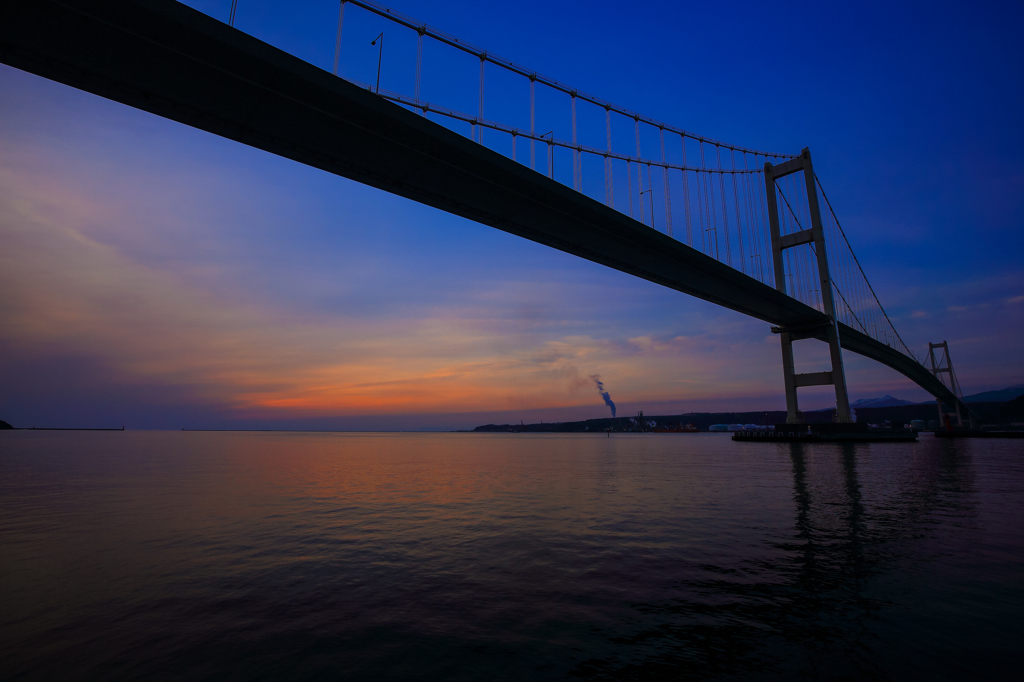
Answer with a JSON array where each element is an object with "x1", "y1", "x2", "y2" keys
[
  {"x1": 779, "y1": 330, "x2": 800, "y2": 423},
  {"x1": 765, "y1": 149, "x2": 852, "y2": 424}
]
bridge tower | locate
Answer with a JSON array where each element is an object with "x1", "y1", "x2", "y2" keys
[
  {"x1": 926, "y1": 341, "x2": 969, "y2": 428},
  {"x1": 764, "y1": 148, "x2": 852, "y2": 424}
]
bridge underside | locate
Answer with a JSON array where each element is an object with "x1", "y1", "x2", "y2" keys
[{"x1": 0, "y1": 0, "x2": 967, "y2": 414}]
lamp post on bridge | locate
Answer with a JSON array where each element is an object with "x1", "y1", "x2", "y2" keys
[
  {"x1": 640, "y1": 187, "x2": 654, "y2": 228},
  {"x1": 541, "y1": 131, "x2": 553, "y2": 178},
  {"x1": 370, "y1": 32, "x2": 383, "y2": 94}
]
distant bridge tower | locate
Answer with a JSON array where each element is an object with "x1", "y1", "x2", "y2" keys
[
  {"x1": 764, "y1": 148, "x2": 852, "y2": 424},
  {"x1": 927, "y1": 341, "x2": 969, "y2": 428}
]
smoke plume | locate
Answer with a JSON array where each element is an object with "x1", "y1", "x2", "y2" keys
[{"x1": 590, "y1": 375, "x2": 616, "y2": 417}]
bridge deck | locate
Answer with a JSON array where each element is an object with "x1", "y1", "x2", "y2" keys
[{"x1": 0, "y1": 0, "x2": 967, "y2": 414}]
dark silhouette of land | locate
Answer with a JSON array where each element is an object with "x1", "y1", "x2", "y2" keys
[
  {"x1": 476, "y1": 411, "x2": 804, "y2": 433},
  {"x1": 1000, "y1": 395, "x2": 1024, "y2": 423},
  {"x1": 0, "y1": 421, "x2": 124, "y2": 431},
  {"x1": 473, "y1": 402, "x2": 1013, "y2": 433}
]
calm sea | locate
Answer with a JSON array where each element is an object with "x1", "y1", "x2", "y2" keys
[{"x1": 1, "y1": 431, "x2": 1021, "y2": 680}]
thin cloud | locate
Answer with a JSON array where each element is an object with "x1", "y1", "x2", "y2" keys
[{"x1": 1, "y1": 169, "x2": 781, "y2": 421}]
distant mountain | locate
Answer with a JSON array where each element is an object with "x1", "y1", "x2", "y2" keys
[
  {"x1": 961, "y1": 385, "x2": 1024, "y2": 403},
  {"x1": 1000, "y1": 395, "x2": 1024, "y2": 422},
  {"x1": 851, "y1": 395, "x2": 915, "y2": 409}
]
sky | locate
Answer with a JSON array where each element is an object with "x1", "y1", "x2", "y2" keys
[{"x1": 1, "y1": 0, "x2": 1022, "y2": 430}]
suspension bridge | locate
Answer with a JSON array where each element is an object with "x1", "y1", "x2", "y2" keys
[{"x1": 0, "y1": 0, "x2": 971, "y2": 425}]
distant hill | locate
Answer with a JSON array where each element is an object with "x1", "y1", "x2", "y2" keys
[
  {"x1": 785, "y1": 387, "x2": 1024, "y2": 411},
  {"x1": 962, "y1": 385, "x2": 1024, "y2": 403},
  {"x1": 855, "y1": 401, "x2": 1008, "y2": 426},
  {"x1": 1000, "y1": 395, "x2": 1024, "y2": 423},
  {"x1": 472, "y1": 398, "x2": 1019, "y2": 432},
  {"x1": 851, "y1": 395, "x2": 915, "y2": 408},
  {"x1": 0, "y1": 419, "x2": 12, "y2": 430},
  {"x1": 475, "y1": 409, "x2": 847, "y2": 433},
  {"x1": 471, "y1": 387, "x2": 1024, "y2": 433}
]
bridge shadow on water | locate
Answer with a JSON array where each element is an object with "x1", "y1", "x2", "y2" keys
[{"x1": 570, "y1": 440, "x2": 984, "y2": 681}]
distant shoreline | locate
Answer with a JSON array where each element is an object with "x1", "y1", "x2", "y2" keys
[
  {"x1": 2, "y1": 397, "x2": 1017, "y2": 433},
  {"x1": 472, "y1": 402, "x2": 1015, "y2": 433},
  {"x1": 8, "y1": 427, "x2": 125, "y2": 431}
]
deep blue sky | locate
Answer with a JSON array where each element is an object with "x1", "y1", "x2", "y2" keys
[{"x1": 0, "y1": 0, "x2": 1021, "y2": 429}]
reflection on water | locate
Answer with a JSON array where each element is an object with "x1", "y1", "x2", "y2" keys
[{"x1": 1, "y1": 432, "x2": 1021, "y2": 680}]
